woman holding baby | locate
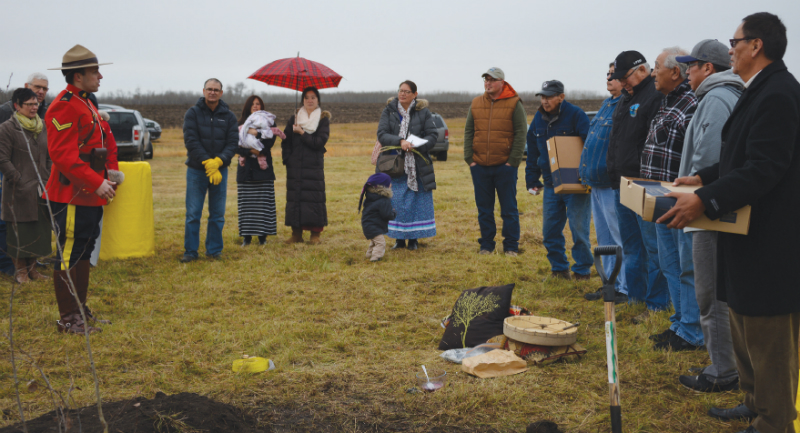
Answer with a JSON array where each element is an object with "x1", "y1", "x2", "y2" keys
[{"x1": 236, "y1": 95, "x2": 285, "y2": 246}]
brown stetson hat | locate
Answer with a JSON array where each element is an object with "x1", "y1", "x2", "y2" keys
[{"x1": 48, "y1": 44, "x2": 112, "y2": 70}]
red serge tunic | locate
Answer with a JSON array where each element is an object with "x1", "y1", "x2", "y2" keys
[{"x1": 43, "y1": 84, "x2": 109, "y2": 206}]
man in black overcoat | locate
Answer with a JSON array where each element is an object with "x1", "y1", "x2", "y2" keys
[{"x1": 661, "y1": 12, "x2": 800, "y2": 433}]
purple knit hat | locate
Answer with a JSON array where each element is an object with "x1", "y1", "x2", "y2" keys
[{"x1": 358, "y1": 173, "x2": 392, "y2": 212}]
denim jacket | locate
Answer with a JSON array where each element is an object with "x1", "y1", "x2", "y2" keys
[
  {"x1": 579, "y1": 95, "x2": 620, "y2": 188},
  {"x1": 525, "y1": 100, "x2": 590, "y2": 188}
]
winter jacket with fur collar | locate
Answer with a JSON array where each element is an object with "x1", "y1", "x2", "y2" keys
[
  {"x1": 361, "y1": 186, "x2": 396, "y2": 239},
  {"x1": 281, "y1": 110, "x2": 331, "y2": 228},
  {"x1": 377, "y1": 98, "x2": 437, "y2": 191}
]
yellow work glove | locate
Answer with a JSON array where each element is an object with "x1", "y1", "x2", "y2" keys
[
  {"x1": 202, "y1": 157, "x2": 223, "y2": 176},
  {"x1": 208, "y1": 170, "x2": 222, "y2": 185}
]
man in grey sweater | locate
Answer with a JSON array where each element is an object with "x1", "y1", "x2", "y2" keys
[{"x1": 674, "y1": 39, "x2": 744, "y2": 393}]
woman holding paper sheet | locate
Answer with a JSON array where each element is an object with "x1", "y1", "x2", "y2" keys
[{"x1": 377, "y1": 80, "x2": 438, "y2": 250}]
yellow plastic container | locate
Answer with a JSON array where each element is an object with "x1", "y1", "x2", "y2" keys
[
  {"x1": 99, "y1": 162, "x2": 155, "y2": 260},
  {"x1": 232, "y1": 357, "x2": 271, "y2": 373}
]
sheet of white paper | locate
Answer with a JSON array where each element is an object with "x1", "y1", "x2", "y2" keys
[{"x1": 407, "y1": 134, "x2": 429, "y2": 148}]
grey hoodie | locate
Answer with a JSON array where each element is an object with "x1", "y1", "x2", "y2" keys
[{"x1": 678, "y1": 70, "x2": 744, "y2": 177}]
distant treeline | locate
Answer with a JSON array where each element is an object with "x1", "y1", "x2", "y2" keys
[{"x1": 0, "y1": 82, "x2": 605, "y2": 105}]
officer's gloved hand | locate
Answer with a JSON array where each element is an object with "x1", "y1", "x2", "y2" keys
[{"x1": 208, "y1": 170, "x2": 222, "y2": 185}]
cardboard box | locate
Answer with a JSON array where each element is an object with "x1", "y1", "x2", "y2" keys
[
  {"x1": 547, "y1": 136, "x2": 589, "y2": 194},
  {"x1": 620, "y1": 177, "x2": 751, "y2": 235}
]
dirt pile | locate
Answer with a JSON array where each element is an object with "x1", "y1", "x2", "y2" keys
[
  {"x1": 2, "y1": 392, "x2": 505, "y2": 432},
  {"x1": 1, "y1": 392, "x2": 262, "y2": 433}
]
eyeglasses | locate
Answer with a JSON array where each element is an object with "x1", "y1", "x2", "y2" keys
[
  {"x1": 204, "y1": 88, "x2": 221, "y2": 93},
  {"x1": 22, "y1": 102, "x2": 40, "y2": 107},
  {"x1": 619, "y1": 68, "x2": 636, "y2": 82},
  {"x1": 730, "y1": 37, "x2": 754, "y2": 48},
  {"x1": 483, "y1": 77, "x2": 500, "y2": 83},
  {"x1": 686, "y1": 61, "x2": 707, "y2": 70},
  {"x1": 398, "y1": 90, "x2": 414, "y2": 95}
]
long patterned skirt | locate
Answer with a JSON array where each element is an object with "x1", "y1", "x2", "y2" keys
[
  {"x1": 387, "y1": 174, "x2": 436, "y2": 240},
  {"x1": 237, "y1": 181, "x2": 277, "y2": 237}
]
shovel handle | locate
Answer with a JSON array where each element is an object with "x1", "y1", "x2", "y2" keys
[{"x1": 593, "y1": 246, "x2": 622, "y2": 288}]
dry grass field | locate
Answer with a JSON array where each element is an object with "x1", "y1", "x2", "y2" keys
[{"x1": 1, "y1": 119, "x2": 747, "y2": 432}]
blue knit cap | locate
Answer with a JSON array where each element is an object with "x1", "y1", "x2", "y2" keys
[
  {"x1": 366, "y1": 173, "x2": 391, "y2": 188},
  {"x1": 358, "y1": 173, "x2": 392, "y2": 212}
]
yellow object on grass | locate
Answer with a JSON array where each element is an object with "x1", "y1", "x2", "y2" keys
[
  {"x1": 99, "y1": 162, "x2": 155, "y2": 260},
  {"x1": 795, "y1": 353, "x2": 800, "y2": 432},
  {"x1": 232, "y1": 357, "x2": 273, "y2": 373}
]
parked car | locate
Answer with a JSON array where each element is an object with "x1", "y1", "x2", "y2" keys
[
  {"x1": 105, "y1": 108, "x2": 151, "y2": 161},
  {"x1": 429, "y1": 113, "x2": 449, "y2": 161},
  {"x1": 523, "y1": 110, "x2": 597, "y2": 158},
  {"x1": 144, "y1": 118, "x2": 161, "y2": 141},
  {"x1": 98, "y1": 103, "x2": 125, "y2": 111}
]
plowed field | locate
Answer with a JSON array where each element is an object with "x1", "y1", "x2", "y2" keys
[{"x1": 131, "y1": 100, "x2": 605, "y2": 128}]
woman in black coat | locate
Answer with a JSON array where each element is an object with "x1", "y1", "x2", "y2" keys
[
  {"x1": 281, "y1": 87, "x2": 330, "y2": 244},
  {"x1": 235, "y1": 95, "x2": 285, "y2": 246},
  {"x1": 377, "y1": 80, "x2": 438, "y2": 251}
]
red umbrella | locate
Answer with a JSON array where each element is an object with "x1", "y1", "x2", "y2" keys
[{"x1": 248, "y1": 55, "x2": 342, "y2": 91}]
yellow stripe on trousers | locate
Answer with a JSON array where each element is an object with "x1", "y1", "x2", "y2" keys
[{"x1": 61, "y1": 204, "x2": 76, "y2": 271}]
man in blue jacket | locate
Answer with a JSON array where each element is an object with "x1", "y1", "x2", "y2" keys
[
  {"x1": 526, "y1": 80, "x2": 591, "y2": 280},
  {"x1": 181, "y1": 78, "x2": 238, "y2": 263},
  {"x1": 581, "y1": 64, "x2": 626, "y2": 302}
]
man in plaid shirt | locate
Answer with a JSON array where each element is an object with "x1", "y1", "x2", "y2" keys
[{"x1": 642, "y1": 47, "x2": 701, "y2": 351}]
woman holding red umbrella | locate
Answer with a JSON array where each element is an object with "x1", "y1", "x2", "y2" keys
[{"x1": 281, "y1": 87, "x2": 330, "y2": 244}]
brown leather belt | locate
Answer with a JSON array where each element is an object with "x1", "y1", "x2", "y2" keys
[{"x1": 59, "y1": 150, "x2": 107, "y2": 185}]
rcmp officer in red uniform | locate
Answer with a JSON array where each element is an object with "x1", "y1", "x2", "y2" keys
[{"x1": 45, "y1": 44, "x2": 119, "y2": 334}]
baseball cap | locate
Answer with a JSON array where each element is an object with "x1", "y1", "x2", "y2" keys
[
  {"x1": 609, "y1": 51, "x2": 646, "y2": 80},
  {"x1": 676, "y1": 39, "x2": 731, "y2": 70},
  {"x1": 536, "y1": 80, "x2": 565, "y2": 97},
  {"x1": 482, "y1": 67, "x2": 505, "y2": 81}
]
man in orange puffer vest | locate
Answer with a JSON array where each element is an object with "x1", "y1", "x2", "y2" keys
[{"x1": 463, "y1": 67, "x2": 528, "y2": 256}]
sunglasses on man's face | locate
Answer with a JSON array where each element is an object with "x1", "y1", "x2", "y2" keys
[{"x1": 729, "y1": 37, "x2": 755, "y2": 48}]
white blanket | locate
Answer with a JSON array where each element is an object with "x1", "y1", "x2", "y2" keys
[{"x1": 239, "y1": 110, "x2": 277, "y2": 154}]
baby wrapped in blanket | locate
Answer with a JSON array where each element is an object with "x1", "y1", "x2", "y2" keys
[{"x1": 239, "y1": 110, "x2": 282, "y2": 156}]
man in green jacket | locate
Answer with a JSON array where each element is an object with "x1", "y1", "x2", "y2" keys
[{"x1": 464, "y1": 67, "x2": 527, "y2": 256}]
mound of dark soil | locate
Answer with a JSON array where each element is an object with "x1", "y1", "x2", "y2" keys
[
  {"x1": 2, "y1": 392, "x2": 506, "y2": 433},
  {"x1": 1, "y1": 392, "x2": 263, "y2": 433}
]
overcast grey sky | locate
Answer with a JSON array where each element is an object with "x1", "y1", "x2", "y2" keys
[{"x1": 2, "y1": 0, "x2": 798, "y2": 99}]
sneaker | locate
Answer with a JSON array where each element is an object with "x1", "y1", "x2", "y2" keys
[
  {"x1": 649, "y1": 328, "x2": 675, "y2": 343},
  {"x1": 207, "y1": 253, "x2": 222, "y2": 260},
  {"x1": 551, "y1": 271, "x2": 571, "y2": 280},
  {"x1": 613, "y1": 292, "x2": 629, "y2": 304},
  {"x1": 632, "y1": 309, "x2": 656, "y2": 324},
  {"x1": 479, "y1": 250, "x2": 492, "y2": 255},
  {"x1": 505, "y1": 251, "x2": 518, "y2": 257},
  {"x1": 572, "y1": 272, "x2": 590, "y2": 281},
  {"x1": 679, "y1": 375, "x2": 740, "y2": 393},
  {"x1": 180, "y1": 254, "x2": 197, "y2": 263},
  {"x1": 688, "y1": 366, "x2": 707, "y2": 374},
  {"x1": 654, "y1": 333, "x2": 704, "y2": 351},
  {"x1": 584, "y1": 287, "x2": 603, "y2": 300},
  {"x1": 707, "y1": 404, "x2": 757, "y2": 422}
]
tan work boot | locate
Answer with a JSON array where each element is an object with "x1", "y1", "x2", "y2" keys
[
  {"x1": 27, "y1": 258, "x2": 50, "y2": 281},
  {"x1": 12, "y1": 258, "x2": 29, "y2": 283},
  {"x1": 285, "y1": 228, "x2": 304, "y2": 244},
  {"x1": 309, "y1": 231, "x2": 322, "y2": 245}
]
